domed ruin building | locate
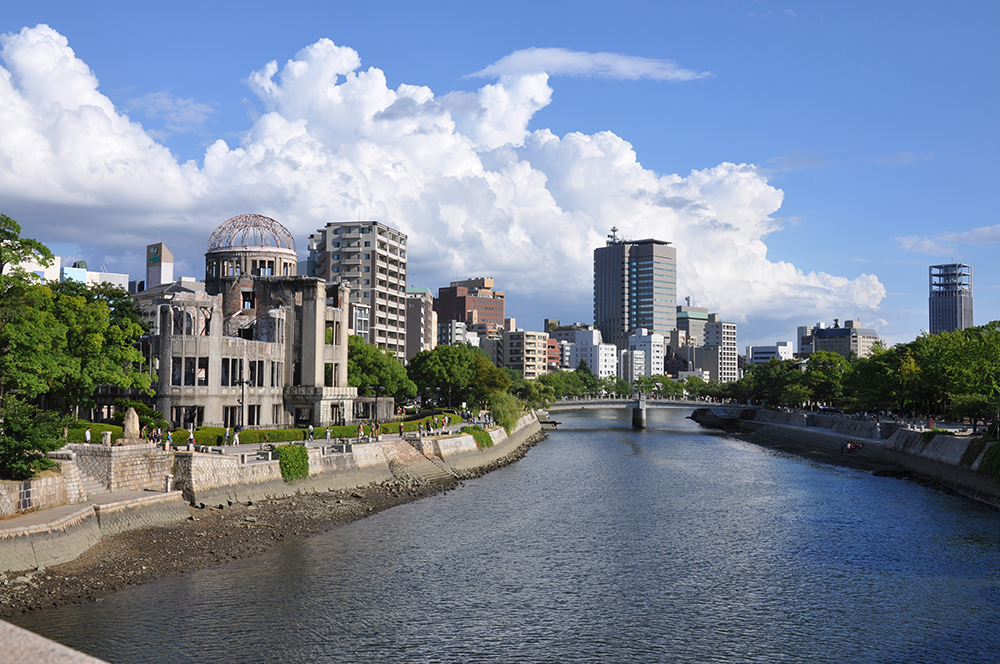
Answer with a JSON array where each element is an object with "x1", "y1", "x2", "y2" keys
[{"x1": 130, "y1": 214, "x2": 389, "y2": 432}]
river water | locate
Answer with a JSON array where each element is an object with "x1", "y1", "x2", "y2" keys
[{"x1": 13, "y1": 407, "x2": 1000, "y2": 663}]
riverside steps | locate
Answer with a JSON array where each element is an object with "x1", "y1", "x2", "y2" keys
[
  {"x1": 690, "y1": 406, "x2": 1000, "y2": 508},
  {"x1": 0, "y1": 412, "x2": 543, "y2": 575}
]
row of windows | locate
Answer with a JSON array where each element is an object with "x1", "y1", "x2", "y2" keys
[{"x1": 170, "y1": 357, "x2": 283, "y2": 388}]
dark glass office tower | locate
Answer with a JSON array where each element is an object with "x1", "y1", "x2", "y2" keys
[
  {"x1": 929, "y1": 263, "x2": 973, "y2": 334},
  {"x1": 594, "y1": 230, "x2": 677, "y2": 350}
]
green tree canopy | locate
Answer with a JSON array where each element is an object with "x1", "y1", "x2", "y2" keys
[{"x1": 347, "y1": 335, "x2": 416, "y2": 400}]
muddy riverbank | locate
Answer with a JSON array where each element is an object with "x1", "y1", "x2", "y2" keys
[{"x1": 0, "y1": 431, "x2": 544, "y2": 619}]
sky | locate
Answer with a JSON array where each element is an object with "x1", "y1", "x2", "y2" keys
[{"x1": 2, "y1": 1, "x2": 999, "y2": 350}]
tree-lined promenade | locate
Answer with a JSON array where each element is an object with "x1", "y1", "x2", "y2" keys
[{"x1": 707, "y1": 329, "x2": 1000, "y2": 434}]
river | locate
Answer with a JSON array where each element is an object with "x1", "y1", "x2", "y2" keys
[{"x1": 12, "y1": 407, "x2": 1000, "y2": 663}]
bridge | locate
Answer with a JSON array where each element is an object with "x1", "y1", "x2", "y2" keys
[{"x1": 546, "y1": 396, "x2": 696, "y2": 429}]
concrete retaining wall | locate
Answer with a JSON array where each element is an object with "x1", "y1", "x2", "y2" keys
[
  {"x1": 93, "y1": 493, "x2": 190, "y2": 537},
  {"x1": 827, "y1": 419, "x2": 881, "y2": 439},
  {"x1": 0, "y1": 493, "x2": 189, "y2": 574},
  {"x1": 0, "y1": 506, "x2": 101, "y2": 573},
  {"x1": 755, "y1": 410, "x2": 807, "y2": 427}
]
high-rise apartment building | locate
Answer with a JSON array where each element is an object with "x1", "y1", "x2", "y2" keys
[
  {"x1": 929, "y1": 263, "x2": 973, "y2": 334},
  {"x1": 702, "y1": 314, "x2": 738, "y2": 383},
  {"x1": 307, "y1": 220, "x2": 408, "y2": 360},
  {"x1": 594, "y1": 230, "x2": 677, "y2": 351},
  {"x1": 405, "y1": 287, "x2": 437, "y2": 361},
  {"x1": 434, "y1": 277, "x2": 505, "y2": 329}
]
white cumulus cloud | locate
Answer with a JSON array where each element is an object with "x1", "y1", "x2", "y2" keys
[
  {"x1": 0, "y1": 25, "x2": 883, "y2": 339},
  {"x1": 469, "y1": 47, "x2": 710, "y2": 81}
]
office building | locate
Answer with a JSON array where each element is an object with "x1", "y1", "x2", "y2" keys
[
  {"x1": 746, "y1": 341, "x2": 794, "y2": 365},
  {"x1": 405, "y1": 287, "x2": 437, "y2": 361},
  {"x1": 799, "y1": 319, "x2": 880, "y2": 360},
  {"x1": 434, "y1": 277, "x2": 505, "y2": 329},
  {"x1": 929, "y1": 263, "x2": 973, "y2": 334},
  {"x1": 594, "y1": 229, "x2": 677, "y2": 351},
  {"x1": 306, "y1": 220, "x2": 408, "y2": 360},
  {"x1": 628, "y1": 328, "x2": 666, "y2": 377}
]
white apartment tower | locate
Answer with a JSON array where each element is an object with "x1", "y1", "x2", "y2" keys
[{"x1": 307, "y1": 221, "x2": 408, "y2": 360}]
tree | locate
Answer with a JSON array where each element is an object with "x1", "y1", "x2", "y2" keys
[
  {"x1": 348, "y1": 335, "x2": 416, "y2": 400},
  {"x1": 510, "y1": 378, "x2": 556, "y2": 409},
  {"x1": 574, "y1": 360, "x2": 600, "y2": 396},
  {"x1": 46, "y1": 280, "x2": 151, "y2": 414},
  {"x1": 0, "y1": 396, "x2": 65, "y2": 480},
  {"x1": 684, "y1": 375, "x2": 708, "y2": 398},
  {"x1": 805, "y1": 350, "x2": 851, "y2": 408},
  {"x1": 539, "y1": 370, "x2": 587, "y2": 399},
  {"x1": 469, "y1": 351, "x2": 511, "y2": 407},
  {"x1": 0, "y1": 214, "x2": 53, "y2": 294},
  {"x1": 407, "y1": 343, "x2": 479, "y2": 406}
]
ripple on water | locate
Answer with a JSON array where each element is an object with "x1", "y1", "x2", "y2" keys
[{"x1": 13, "y1": 407, "x2": 1000, "y2": 663}]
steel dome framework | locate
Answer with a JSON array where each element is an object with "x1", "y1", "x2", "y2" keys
[{"x1": 207, "y1": 213, "x2": 296, "y2": 253}]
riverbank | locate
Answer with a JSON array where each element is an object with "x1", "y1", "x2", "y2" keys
[
  {"x1": 0, "y1": 430, "x2": 545, "y2": 619},
  {"x1": 691, "y1": 406, "x2": 1000, "y2": 508}
]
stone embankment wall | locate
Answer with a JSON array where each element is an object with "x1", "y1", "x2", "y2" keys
[
  {"x1": 66, "y1": 444, "x2": 172, "y2": 493},
  {"x1": 176, "y1": 413, "x2": 541, "y2": 505},
  {"x1": 0, "y1": 453, "x2": 87, "y2": 519},
  {"x1": 0, "y1": 492, "x2": 188, "y2": 573},
  {"x1": 0, "y1": 412, "x2": 542, "y2": 573}
]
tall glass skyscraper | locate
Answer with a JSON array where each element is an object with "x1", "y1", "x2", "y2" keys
[
  {"x1": 593, "y1": 230, "x2": 677, "y2": 350},
  {"x1": 929, "y1": 263, "x2": 973, "y2": 334}
]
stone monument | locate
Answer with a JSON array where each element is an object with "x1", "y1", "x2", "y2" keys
[{"x1": 118, "y1": 407, "x2": 145, "y2": 446}]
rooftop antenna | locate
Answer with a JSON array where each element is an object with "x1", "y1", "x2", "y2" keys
[{"x1": 607, "y1": 226, "x2": 620, "y2": 244}]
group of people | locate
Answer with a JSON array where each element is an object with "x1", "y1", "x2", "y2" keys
[{"x1": 841, "y1": 440, "x2": 863, "y2": 454}]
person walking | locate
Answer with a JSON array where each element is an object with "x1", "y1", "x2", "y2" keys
[
  {"x1": 187, "y1": 429, "x2": 195, "y2": 445},
  {"x1": 85, "y1": 427, "x2": 91, "y2": 443},
  {"x1": 326, "y1": 426, "x2": 331, "y2": 442},
  {"x1": 224, "y1": 427, "x2": 230, "y2": 445},
  {"x1": 308, "y1": 424, "x2": 314, "y2": 441}
]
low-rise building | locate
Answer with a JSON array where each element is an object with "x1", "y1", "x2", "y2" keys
[
  {"x1": 746, "y1": 341, "x2": 794, "y2": 365},
  {"x1": 799, "y1": 319, "x2": 880, "y2": 359}
]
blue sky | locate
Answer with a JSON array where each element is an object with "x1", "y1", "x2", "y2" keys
[{"x1": 3, "y1": 1, "x2": 998, "y2": 349}]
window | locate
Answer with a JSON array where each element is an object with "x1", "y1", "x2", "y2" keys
[
  {"x1": 333, "y1": 241, "x2": 341, "y2": 247},
  {"x1": 364, "y1": 266, "x2": 370, "y2": 272},
  {"x1": 197, "y1": 357, "x2": 208, "y2": 386},
  {"x1": 247, "y1": 405, "x2": 261, "y2": 426},
  {"x1": 242, "y1": 291, "x2": 255, "y2": 309},
  {"x1": 333, "y1": 254, "x2": 340, "y2": 260},
  {"x1": 364, "y1": 253, "x2": 370, "y2": 259},
  {"x1": 333, "y1": 267, "x2": 340, "y2": 273},
  {"x1": 364, "y1": 241, "x2": 370, "y2": 247},
  {"x1": 184, "y1": 357, "x2": 195, "y2": 386},
  {"x1": 221, "y1": 358, "x2": 230, "y2": 386},
  {"x1": 171, "y1": 357, "x2": 182, "y2": 386}
]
